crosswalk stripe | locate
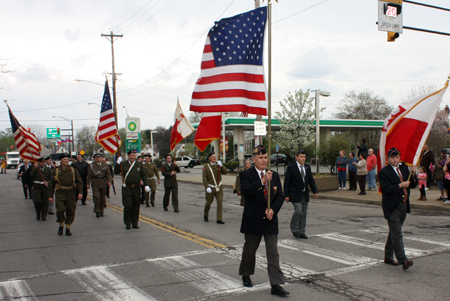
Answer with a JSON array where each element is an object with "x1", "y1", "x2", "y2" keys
[
  {"x1": 278, "y1": 239, "x2": 378, "y2": 266},
  {"x1": 152, "y1": 256, "x2": 241, "y2": 294},
  {"x1": 0, "y1": 280, "x2": 36, "y2": 301},
  {"x1": 66, "y1": 267, "x2": 156, "y2": 301},
  {"x1": 361, "y1": 229, "x2": 450, "y2": 247}
]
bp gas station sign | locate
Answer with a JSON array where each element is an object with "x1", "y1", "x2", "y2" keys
[{"x1": 125, "y1": 117, "x2": 141, "y2": 154}]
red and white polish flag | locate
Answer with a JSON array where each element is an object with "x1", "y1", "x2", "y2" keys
[
  {"x1": 378, "y1": 82, "x2": 448, "y2": 170},
  {"x1": 194, "y1": 113, "x2": 222, "y2": 152}
]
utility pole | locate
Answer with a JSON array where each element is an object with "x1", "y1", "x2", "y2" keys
[{"x1": 101, "y1": 30, "x2": 123, "y2": 157}]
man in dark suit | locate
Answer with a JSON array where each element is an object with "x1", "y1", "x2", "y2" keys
[
  {"x1": 239, "y1": 145, "x2": 289, "y2": 296},
  {"x1": 18, "y1": 159, "x2": 33, "y2": 199},
  {"x1": 71, "y1": 153, "x2": 89, "y2": 205},
  {"x1": 161, "y1": 154, "x2": 180, "y2": 212},
  {"x1": 284, "y1": 149, "x2": 318, "y2": 239},
  {"x1": 378, "y1": 147, "x2": 417, "y2": 270}
]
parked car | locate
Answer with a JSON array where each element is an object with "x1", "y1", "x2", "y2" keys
[
  {"x1": 270, "y1": 154, "x2": 292, "y2": 165},
  {"x1": 175, "y1": 156, "x2": 201, "y2": 168}
]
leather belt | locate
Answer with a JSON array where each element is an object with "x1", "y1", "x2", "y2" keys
[
  {"x1": 208, "y1": 182, "x2": 222, "y2": 189},
  {"x1": 59, "y1": 186, "x2": 75, "y2": 190},
  {"x1": 126, "y1": 184, "x2": 139, "y2": 188}
]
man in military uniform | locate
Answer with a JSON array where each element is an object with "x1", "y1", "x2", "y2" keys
[
  {"x1": 142, "y1": 154, "x2": 160, "y2": 207},
  {"x1": 45, "y1": 156, "x2": 56, "y2": 215},
  {"x1": 87, "y1": 154, "x2": 112, "y2": 218},
  {"x1": 203, "y1": 152, "x2": 228, "y2": 224},
  {"x1": 49, "y1": 154, "x2": 83, "y2": 236},
  {"x1": 71, "y1": 153, "x2": 89, "y2": 205},
  {"x1": 114, "y1": 150, "x2": 150, "y2": 230},
  {"x1": 30, "y1": 157, "x2": 52, "y2": 221},
  {"x1": 161, "y1": 154, "x2": 180, "y2": 212},
  {"x1": 102, "y1": 157, "x2": 114, "y2": 198}
]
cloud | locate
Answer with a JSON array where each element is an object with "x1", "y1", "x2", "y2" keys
[
  {"x1": 289, "y1": 46, "x2": 341, "y2": 78},
  {"x1": 15, "y1": 64, "x2": 52, "y2": 84}
]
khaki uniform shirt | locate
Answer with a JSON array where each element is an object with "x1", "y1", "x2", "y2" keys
[
  {"x1": 87, "y1": 162, "x2": 112, "y2": 188},
  {"x1": 49, "y1": 165, "x2": 83, "y2": 193},
  {"x1": 142, "y1": 162, "x2": 160, "y2": 186},
  {"x1": 202, "y1": 163, "x2": 228, "y2": 190},
  {"x1": 29, "y1": 165, "x2": 52, "y2": 191}
]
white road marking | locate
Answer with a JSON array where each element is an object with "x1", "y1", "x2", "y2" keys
[
  {"x1": 0, "y1": 280, "x2": 36, "y2": 301},
  {"x1": 66, "y1": 266, "x2": 156, "y2": 301},
  {"x1": 361, "y1": 229, "x2": 450, "y2": 247}
]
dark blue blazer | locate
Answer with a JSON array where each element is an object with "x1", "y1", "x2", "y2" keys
[
  {"x1": 284, "y1": 163, "x2": 318, "y2": 203},
  {"x1": 378, "y1": 164, "x2": 417, "y2": 219},
  {"x1": 239, "y1": 167, "x2": 284, "y2": 235}
]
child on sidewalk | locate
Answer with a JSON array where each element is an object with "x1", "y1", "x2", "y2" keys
[{"x1": 418, "y1": 166, "x2": 427, "y2": 201}]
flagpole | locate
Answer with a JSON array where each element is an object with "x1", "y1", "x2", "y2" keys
[
  {"x1": 222, "y1": 112, "x2": 226, "y2": 163},
  {"x1": 266, "y1": 0, "x2": 273, "y2": 211}
]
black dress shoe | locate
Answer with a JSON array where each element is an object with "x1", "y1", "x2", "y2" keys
[
  {"x1": 58, "y1": 226, "x2": 63, "y2": 235},
  {"x1": 242, "y1": 275, "x2": 253, "y2": 287},
  {"x1": 141, "y1": 201, "x2": 145, "y2": 204},
  {"x1": 96, "y1": 213, "x2": 100, "y2": 218},
  {"x1": 271, "y1": 284, "x2": 289, "y2": 296},
  {"x1": 82, "y1": 202, "x2": 86, "y2": 205},
  {"x1": 41, "y1": 217, "x2": 46, "y2": 221},
  {"x1": 293, "y1": 232, "x2": 301, "y2": 238},
  {"x1": 217, "y1": 220, "x2": 225, "y2": 224},
  {"x1": 384, "y1": 258, "x2": 399, "y2": 266},
  {"x1": 151, "y1": 202, "x2": 155, "y2": 207},
  {"x1": 164, "y1": 207, "x2": 168, "y2": 211},
  {"x1": 66, "y1": 229, "x2": 72, "y2": 236},
  {"x1": 299, "y1": 234, "x2": 308, "y2": 239},
  {"x1": 146, "y1": 204, "x2": 150, "y2": 207},
  {"x1": 126, "y1": 224, "x2": 131, "y2": 230},
  {"x1": 48, "y1": 212, "x2": 54, "y2": 215},
  {"x1": 132, "y1": 225, "x2": 140, "y2": 229},
  {"x1": 402, "y1": 260, "x2": 413, "y2": 270},
  {"x1": 174, "y1": 209, "x2": 179, "y2": 213},
  {"x1": 204, "y1": 215, "x2": 209, "y2": 222},
  {"x1": 358, "y1": 192, "x2": 366, "y2": 195},
  {"x1": 36, "y1": 215, "x2": 40, "y2": 221}
]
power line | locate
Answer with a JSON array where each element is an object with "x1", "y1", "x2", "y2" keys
[
  {"x1": 273, "y1": 0, "x2": 328, "y2": 24},
  {"x1": 113, "y1": 0, "x2": 156, "y2": 32},
  {"x1": 123, "y1": 0, "x2": 175, "y2": 35}
]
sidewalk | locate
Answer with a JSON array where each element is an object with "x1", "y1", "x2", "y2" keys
[{"x1": 177, "y1": 171, "x2": 450, "y2": 213}]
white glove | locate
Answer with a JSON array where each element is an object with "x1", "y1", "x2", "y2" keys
[
  {"x1": 217, "y1": 160, "x2": 222, "y2": 167},
  {"x1": 206, "y1": 187, "x2": 212, "y2": 193},
  {"x1": 117, "y1": 156, "x2": 123, "y2": 164},
  {"x1": 145, "y1": 186, "x2": 150, "y2": 193}
]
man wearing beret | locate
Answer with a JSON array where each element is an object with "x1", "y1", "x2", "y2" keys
[
  {"x1": 87, "y1": 154, "x2": 112, "y2": 218},
  {"x1": 142, "y1": 154, "x2": 160, "y2": 207},
  {"x1": 71, "y1": 153, "x2": 89, "y2": 205},
  {"x1": 29, "y1": 157, "x2": 52, "y2": 221},
  {"x1": 202, "y1": 152, "x2": 228, "y2": 224},
  {"x1": 49, "y1": 153, "x2": 84, "y2": 236},
  {"x1": 378, "y1": 147, "x2": 417, "y2": 270},
  {"x1": 114, "y1": 150, "x2": 150, "y2": 230},
  {"x1": 284, "y1": 149, "x2": 318, "y2": 239},
  {"x1": 238, "y1": 145, "x2": 289, "y2": 296},
  {"x1": 161, "y1": 154, "x2": 180, "y2": 212}
]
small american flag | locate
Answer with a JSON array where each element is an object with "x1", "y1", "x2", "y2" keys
[
  {"x1": 7, "y1": 104, "x2": 41, "y2": 161},
  {"x1": 95, "y1": 81, "x2": 121, "y2": 154},
  {"x1": 190, "y1": 6, "x2": 268, "y2": 115}
]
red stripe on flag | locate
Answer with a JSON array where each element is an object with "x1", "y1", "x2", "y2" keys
[
  {"x1": 192, "y1": 89, "x2": 266, "y2": 100},
  {"x1": 190, "y1": 104, "x2": 267, "y2": 115},
  {"x1": 204, "y1": 44, "x2": 212, "y2": 53},
  {"x1": 196, "y1": 73, "x2": 264, "y2": 85},
  {"x1": 201, "y1": 60, "x2": 216, "y2": 69}
]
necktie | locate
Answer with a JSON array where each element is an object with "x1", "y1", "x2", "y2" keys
[
  {"x1": 397, "y1": 167, "x2": 408, "y2": 202},
  {"x1": 300, "y1": 165, "x2": 305, "y2": 181},
  {"x1": 260, "y1": 171, "x2": 268, "y2": 200}
]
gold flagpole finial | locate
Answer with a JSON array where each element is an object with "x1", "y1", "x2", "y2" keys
[
  {"x1": 446, "y1": 74, "x2": 450, "y2": 83},
  {"x1": 4, "y1": 100, "x2": 8, "y2": 104}
]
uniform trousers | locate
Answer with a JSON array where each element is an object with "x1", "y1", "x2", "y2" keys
[
  {"x1": 33, "y1": 187, "x2": 49, "y2": 219},
  {"x1": 163, "y1": 186, "x2": 178, "y2": 210},
  {"x1": 76, "y1": 178, "x2": 88, "y2": 204},
  {"x1": 204, "y1": 187, "x2": 223, "y2": 221},
  {"x1": 55, "y1": 189, "x2": 77, "y2": 225},
  {"x1": 290, "y1": 197, "x2": 308, "y2": 235},
  {"x1": 385, "y1": 202, "x2": 408, "y2": 264},
  {"x1": 144, "y1": 185, "x2": 157, "y2": 205},
  {"x1": 122, "y1": 186, "x2": 141, "y2": 226},
  {"x1": 239, "y1": 231, "x2": 285, "y2": 286},
  {"x1": 92, "y1": 180, "x2": 107, "y2": 213}
]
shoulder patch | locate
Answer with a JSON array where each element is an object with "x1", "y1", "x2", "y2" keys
[
  {"x1": 161, "y1": 167, "x2": 164, "y2": 171},
  {"x1": 203, "y1": 167, "x2": 205, "y2": 170}
]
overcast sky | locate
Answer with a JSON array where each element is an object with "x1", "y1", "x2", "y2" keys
[{"x1": 1, "y1": 0, "x2": 450, "y2": 135}]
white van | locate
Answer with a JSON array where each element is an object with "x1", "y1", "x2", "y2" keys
[{"x1": 6, "y1": 151, "x2": 21, "y2": 169}]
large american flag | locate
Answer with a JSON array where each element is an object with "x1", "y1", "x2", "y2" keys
[
  {"x1": 190, "y1": 6, "x2": 268, "y2": 115},
  {"x1": 7, "y1": 104, "x2": 41, "y2": 161},
  {"x1": 95, "y1": 81, "x2": 121, "y2": 154}
]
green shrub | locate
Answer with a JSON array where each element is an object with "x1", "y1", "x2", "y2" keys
[{"x1": 224, "y1": 161, "x2": 239, "y2": 172}]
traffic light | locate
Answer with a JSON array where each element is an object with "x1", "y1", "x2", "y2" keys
[
  {"x1": 388, "y1": 31, "x2": 400, "y2": 42},
  {"x1": 378, "y1": 0, "x2": 403, "y2": 42},
  {"x1": 56, "y1": 127, "x2": 60, "y2": 134}
]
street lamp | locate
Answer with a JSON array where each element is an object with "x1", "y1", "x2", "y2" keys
[
  {"x1": 150, "y1": 130, "x2": 157, "y2": 161},
  {"x1": 52, "y1": 116, "x2": 74, "y2": 155},
  {"x1": 312, "y1": 89, "x2": 331, "y2": 175},
  {"x1": 88, "y1": 102, "x2": 100, "y2": 107},
  {"x1": 123, "y1": 106, "x2": 129, "y2": 118},
  {"x1": 74, "y1": 79, "x2": 103, "y2": 86}
]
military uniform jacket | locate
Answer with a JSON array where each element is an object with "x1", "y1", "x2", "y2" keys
[
  {"x1": 114, "y1": 160, "x2": 149, "y2": 186},
  {"x1": 49, "y1": 165, "x2": 84, "y2": 193},
  {"x1": 161, "y1": 162, "x2": 180, "y2": 187},
  {"x1": 87, "y1": 162, "x2": 112, "y2": 188},
  {"x1": 29, "y1": 165, "x2": 52, "y2": 190},
  {"x1": 142, "y1": 162, "x2": 160, "y2": 186},
  {"x1": 202, "y1": 163, "x2": 228, "y2": 190}
]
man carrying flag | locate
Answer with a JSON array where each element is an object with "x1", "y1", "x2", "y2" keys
[{"x1": 170, "y1": 99, "x2": 194, "y2": 152}]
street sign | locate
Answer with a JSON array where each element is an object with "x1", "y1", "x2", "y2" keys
[
  {"x1": 254, "y1": 121, "x2": 266, "y2": 136},
  {"x1": 46, "y1": 128, "x2": 61, "y2": 139},
  {"x1": 126, "y1": 132, "x2": 141, "y2": 153},
  {"x1": 378, "y1": 0, "x2": 403, "y2": 33},
  {"x1": 80, "y1": 150, "x2": 85, "y2": 155},
  {"x1": 276, "y1": 144, "x2": 279, "y2": 152}
]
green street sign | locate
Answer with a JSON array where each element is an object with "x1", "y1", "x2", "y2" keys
[
  {"x1": 126, "y1": 132, "x2": 141, "y2": 153},
  {"x1": 47, "y1": 128, "x2": 61, "y2": 139}
]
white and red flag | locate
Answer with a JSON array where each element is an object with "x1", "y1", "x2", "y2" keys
[
  {"x1": 95, "y1": 81, "x2": 121, "y2": 154},
  {"x1": 378, "y1": 81, "x2": 448, "y2": 171},
  {"x1": 190, "y1": 7, "x2": 268, "y2": 115},
  {"x1": 194, "y1": 113, "x2": 222, "y2": 152},
  {"x1": 170, "y1": 99, "x2": 195, "y2": 151},
  {"x1": 6, "y1": 103, "x2": 41, "y2": 161}
]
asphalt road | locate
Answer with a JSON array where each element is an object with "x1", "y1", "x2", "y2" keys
[{"x1": 1, "y1": 171, "x2": 450, "y2": 301}]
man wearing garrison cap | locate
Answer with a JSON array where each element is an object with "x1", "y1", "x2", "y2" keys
[
  {"x1": 378, "y1": 147, "x2": 417, "y2": 270},
  {"x1": 29, "y1": 157, "x2": 52, "y2": 221},
  {"x1": 202, "y1": 152, "x2": 228, "y2": 224},
  {"x1": 87, "y1": 153, "x2": 112, "y2": 218}
]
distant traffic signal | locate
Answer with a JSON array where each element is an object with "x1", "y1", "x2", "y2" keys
[{"x1": 57, "y1": 127, "x2": 60, "y2": 134}]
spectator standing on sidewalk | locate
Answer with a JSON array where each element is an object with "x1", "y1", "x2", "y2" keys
[
  {"x1": 366, "y1": 149, "x2": 378, "y2": 191},
  {"x1": 435, "y1": 150, "x2": 447, "y2": 201},
  {"x1": 348, "y1": 152, "x2": 358, "y2": 191},
  {"x1": 353, "y1": 153, "x2": 367, "y2": 195},
  {"x1": 335, "y1": 150, "x2": 348, "y2": 190},
  {"x1": 417, "y1": 167, "x2": 427, "y2": 201},
  {"x1": 357, "y1": 139, "x2": 368, "y2": 157},
  {"x1": 420, "y1": 145, "x2": 435, "y2": 188},
  {"x1": 443, "y1": 157, "x2": 450, "y2": 204}
]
